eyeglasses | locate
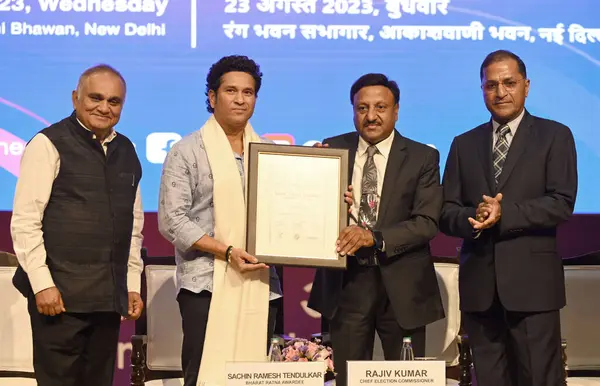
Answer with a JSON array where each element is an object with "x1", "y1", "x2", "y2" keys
[{"x1": 482, "y1": 78, "x2": 526, "y2": 93}]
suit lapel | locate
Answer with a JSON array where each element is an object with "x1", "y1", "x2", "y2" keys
[
  {"x1": 376, "y1": 131, "x2": 407, "y2": 227},
  {"x1": 476, "y1": 121, "x2": 495, "y2": 193},
  {"x1": 496, "y1": 112, "x2": 533, "y2": 191},
  {"x1": 344, "y1": 133, "x2": 359, "y2": 184}
]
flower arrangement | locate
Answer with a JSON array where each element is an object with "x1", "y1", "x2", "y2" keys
[{"x1": 281, "y1": 338, "x2": 335, "y2": 376}]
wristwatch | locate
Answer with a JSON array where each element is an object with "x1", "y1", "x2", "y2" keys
[{"x1": 372, "y1": 230, "x2": 384, "y2": 252}]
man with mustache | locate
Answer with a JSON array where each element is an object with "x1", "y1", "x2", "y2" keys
[
  {"x1": 308, "y1": 73, "x2": 445, "y2": 386},
  {"x1": 11, "y1": 64, "x2": 144, "y2": 386},
  {"x1": 440, "y1": 50, "x2": 578, "y2": 386}
]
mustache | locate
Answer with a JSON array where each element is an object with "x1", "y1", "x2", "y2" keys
[{"x1": 363, "y1": 120, "x2": 380, "y2": 127}]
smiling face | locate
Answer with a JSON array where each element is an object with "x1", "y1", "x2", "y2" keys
[
  {"x1": 208, "y1": 71, "x2": 257, "y2": 131},
  {"x1": 352, "y1": 85, "x2": 398, "y2": 144},
  {"x1": 481, "y1": 58, "x2": 529, "y2": 124},
  {"x1": 71, "y1": 71, "x2": 125, "y2": 134}
]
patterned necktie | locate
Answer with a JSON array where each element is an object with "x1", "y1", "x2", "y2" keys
[
  {"x1": 358, "y1": 145, "x2": 379, "y2": 230},
  {"x1": 493, "y1": 124, "x2": 511, "y2": 184}
]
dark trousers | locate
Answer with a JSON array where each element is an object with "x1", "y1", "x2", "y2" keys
[
  {"x1": 463, "y1": 293, "x2": 563, "y2": 386},
  {"x1": 177, "y1": 289, "x2": 278, "y2": 386},
  {"x1": 330, "y1": 266, "x2": 426, "y2": 386},
  {"x1": 27, "y1": 297, "x2": 121, "y2": 386}
]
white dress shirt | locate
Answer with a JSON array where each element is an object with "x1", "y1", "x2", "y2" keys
[
  {"x1": 350, "y1": 130, "x2": 395, "y2": 228},
  {"x1": 492, "y1": 108, "x2": 525, "y2": 149},
  {"x1": 10, "y1": 120, "x2": 144, "y2": 295}
]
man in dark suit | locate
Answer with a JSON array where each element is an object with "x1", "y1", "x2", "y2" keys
[
  {"x1": 440, "y1": 50, "x2": 577, "y2": 386},
  {"x1": 308, "y1": 73, "x2": 445, "y2": 386}
]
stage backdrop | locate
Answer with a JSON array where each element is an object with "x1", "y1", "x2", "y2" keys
[
  {"x1": 1, "y1": 0, "x2": 599, "y2": 385},
  {"x1": 0, "y1": 0, "x2": 599, "y2": 213}
]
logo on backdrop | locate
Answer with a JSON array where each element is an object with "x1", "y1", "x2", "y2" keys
[
  {"x1": 263, "y1": 133, "x2": 296, "y2": 145},
  {"x1": 3, "y1": 122, "x2": 438, "y2": 175},
  {"x1": 0, "y1": 128, "x2": 26, "y2": 177},
  {"x1": 144, "y1": 132, "x2": 323, "y2": 164},
  {"x1": 301, "y1": 282, "x2": 321, "y2": 319},
  {"x1": 0, "y1": 96, "x2": 51, "y2": 177},
  {"x1": 146, "y1": 132, "x2": 182, "y2": 164}
]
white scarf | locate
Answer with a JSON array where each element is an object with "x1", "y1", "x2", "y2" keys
[{"x1": 197, "y1": 115, "x2": 271, "y2": 386}]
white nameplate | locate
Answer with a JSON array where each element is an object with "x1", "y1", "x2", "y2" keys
[
  {"x1": 348, "y1": 360, "x2": 446, "y2": 385},
  {"x1": 226, "y1": 361, "x2": 325, "y2": 386}
]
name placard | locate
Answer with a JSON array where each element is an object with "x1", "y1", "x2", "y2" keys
[
  {"x1": 226, "y1": 361, "x2": 325, "y2": 386},
  {"x1": 347, "y1": 360, "x2": 446, "y2": 385}
]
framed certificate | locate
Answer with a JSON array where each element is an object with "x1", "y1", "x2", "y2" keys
[{"x1": 246, "y1": 143, "x2": 349, "y2": 269}]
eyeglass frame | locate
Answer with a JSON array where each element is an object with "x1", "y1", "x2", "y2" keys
[{"x1": 481, "y1": 77, "x2": 527, "y2": 93}]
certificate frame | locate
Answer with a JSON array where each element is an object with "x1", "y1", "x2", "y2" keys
[{"x1": 246, "y1": 142, "x2": 349, "y2": 269}]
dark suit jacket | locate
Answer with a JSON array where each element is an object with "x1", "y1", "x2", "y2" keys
[
  {"x1": 440, "y1": 110, "x2": 577, "y2": 313},
  {"x1": 307, "y1": 130, "x2": 445, "y2": 330}
]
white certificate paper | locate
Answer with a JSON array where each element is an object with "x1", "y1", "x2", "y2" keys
[{"x1": 254, "y1": 153, "x2": 341, "y2": 260}]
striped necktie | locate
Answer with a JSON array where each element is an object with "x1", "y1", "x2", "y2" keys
[{"x1": 493, "y1": 124, "x2": 511, "y2": 184}]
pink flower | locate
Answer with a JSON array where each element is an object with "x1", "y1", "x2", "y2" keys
[
  {"x1": 285, "y1": 349, "x2": 298, "y2": 361},
  {"x1": 279, "y1": 338, "x2": 335, "y2": 373},
  {"x1": 306, "y1": 345, "x2": 318, "y2": 359}
]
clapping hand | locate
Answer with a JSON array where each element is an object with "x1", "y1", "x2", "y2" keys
[
  {"x1": 468, "y1": 193, "x2": 503, "y2": 230},
  {"x1": 475, "y1": 201, "x2": 492, "y2": 222}
]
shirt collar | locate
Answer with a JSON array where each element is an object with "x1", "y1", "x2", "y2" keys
[
  {"x1": 76, "y1": 117, "x2": 117, "y2": 144},
  {"x1": 357, "y1": 130, "x2": 395, "y2": 159},
  {"x1": 492, "y1": 108, "x2": 525, "y2": 136}
]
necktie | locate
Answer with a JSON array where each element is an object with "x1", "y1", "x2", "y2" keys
[
  {"x1": 493, "y1": 124, "x2": 511, "y2": 184},
  {"x1": 358, "y1": 145, "x2": 379, "y2": 230}
]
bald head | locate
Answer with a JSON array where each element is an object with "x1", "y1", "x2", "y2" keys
[{"x1": 75, "y1": 64, "x2": 127, "y2": 100}]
